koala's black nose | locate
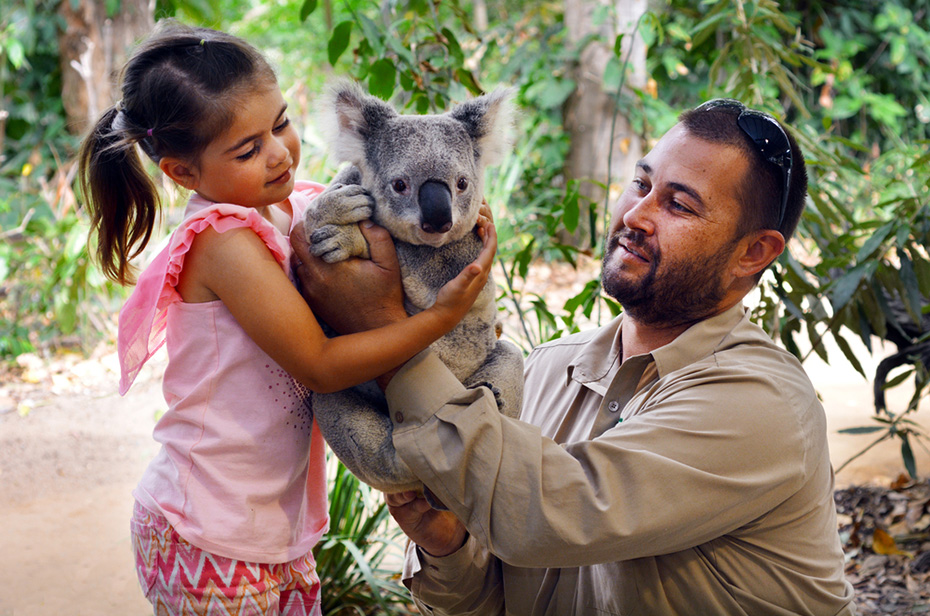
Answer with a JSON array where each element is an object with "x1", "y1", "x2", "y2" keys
[{"x1": 418, "y1": 180, "x2": 453, "y2": 234}]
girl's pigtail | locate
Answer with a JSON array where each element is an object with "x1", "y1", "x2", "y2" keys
[{"x1": 79, "y1": 105, "x2": 159, "y2": 285}]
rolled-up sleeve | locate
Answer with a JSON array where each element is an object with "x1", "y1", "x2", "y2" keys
[{"x1": 402, "y1": 534, "x2": 504, "y2": 615}]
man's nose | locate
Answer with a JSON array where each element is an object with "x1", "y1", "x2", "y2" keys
[{"x1": 621, "y1": 194, "x2": 656, "y2": 235}]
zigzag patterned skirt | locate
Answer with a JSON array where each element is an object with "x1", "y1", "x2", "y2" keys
[{"x1": 130, "y1": 502, "x2": 322, "y2": 616}]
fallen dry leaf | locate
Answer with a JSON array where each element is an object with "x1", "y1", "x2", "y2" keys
[{"x1": 873, "y1": 527, "x2": 911, "y2": 557}]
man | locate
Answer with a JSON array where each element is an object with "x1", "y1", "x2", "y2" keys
[{"x1": 293, "y1": 99, "x2": 856, "y2": 615}]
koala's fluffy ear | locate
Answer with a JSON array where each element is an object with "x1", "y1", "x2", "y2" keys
[
  {"x1": 448, "y1": 88, "x2": 516, "y2": 167},
  {"x1": 322, "y1": 79, "x2": 397, "y2": 164}
]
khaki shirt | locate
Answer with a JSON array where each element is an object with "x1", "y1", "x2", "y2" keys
[{"x1": 388, "y1": 303, "x2": 856, "y2": 615}]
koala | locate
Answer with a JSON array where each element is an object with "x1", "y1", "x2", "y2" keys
[{"x1": 304, "y1": 80, "x2": 524, "y2": 494}]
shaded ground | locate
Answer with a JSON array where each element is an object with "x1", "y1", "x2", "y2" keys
[
  {"x1": 835, "y1": 481, "x2": 930, "y2": 614},
  {"x1": 1, "y1": 281, "x2": 929, "y2": 614}
]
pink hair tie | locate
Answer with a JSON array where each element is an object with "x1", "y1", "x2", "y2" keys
[{"x1": 146, "y1": 128, "x2": 154, "y2": 137}]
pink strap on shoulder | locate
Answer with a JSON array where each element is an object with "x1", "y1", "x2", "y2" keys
[{"x1": 117, "y1": 245, "x2": 172, "y2": 395}]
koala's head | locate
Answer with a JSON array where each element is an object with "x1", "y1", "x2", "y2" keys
[{"x1": 322, "y1": 80, "x2": 514, "y2": 247}]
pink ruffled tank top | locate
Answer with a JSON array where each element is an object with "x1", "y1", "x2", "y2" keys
[{"x1": 118, "y1": 181, "x2": 330, "y2": 563}]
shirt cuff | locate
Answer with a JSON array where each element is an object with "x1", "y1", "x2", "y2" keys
[
  {"x1": 386, "y1": 349, "x2": 469, "y2": 430},
  {"x1": 404, "y1": 534, "x2": 481, "y2": 585}
]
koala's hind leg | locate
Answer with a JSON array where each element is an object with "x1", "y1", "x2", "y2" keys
[
  {"x1": 312, "y1": 384, "x2": 423, "y2": 494},
  {"x1": 463, "y1": 339, "x2": 524, "y2": 419}
]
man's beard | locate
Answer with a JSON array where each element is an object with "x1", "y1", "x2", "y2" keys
[{"x1": 602, "y1": 229, "x2": 734, "y2": 328}]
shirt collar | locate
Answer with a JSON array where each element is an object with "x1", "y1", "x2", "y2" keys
[
  {"x1": 650, "y1": 302, "x2": 748, "y2": 377},
  {"x1": 565, "y1": 302, "x2": 748, "y2": 389},
  {"x1": 565, "y1": 315, "x2": 623, "y2": 392}
]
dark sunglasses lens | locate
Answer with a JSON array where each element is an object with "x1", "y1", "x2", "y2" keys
[{"x1": 737, "y1": 113, "x2": 790, "y2": 161}]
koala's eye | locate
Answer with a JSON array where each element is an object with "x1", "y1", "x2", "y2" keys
[
  {"x1": 392, "y1": 179, "x2": 408, "y2": 193},
  {"x1": 456, "y1": 177, "x2": 469, "y2": 192}
]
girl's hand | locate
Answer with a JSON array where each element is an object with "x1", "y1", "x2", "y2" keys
[
  {"x1": 478, "y1": 199, "x2": 494, "y2": 222},
  {"x1": 432, "y1": 216, "x2": 497, "y2": 322}
]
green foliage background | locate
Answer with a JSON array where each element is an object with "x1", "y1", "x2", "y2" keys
[{"x1": 2, "y1": 0, "x2": 930, "y2": 610}]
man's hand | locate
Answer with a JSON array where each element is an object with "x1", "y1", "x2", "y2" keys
[
  {"x1": 385, "y1": 490, "x2": 468, "y2": 557},
  {"x1": 291, "y1": 220, "x2": 407, "y2": 334}
]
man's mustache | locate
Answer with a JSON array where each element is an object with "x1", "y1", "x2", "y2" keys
[{"x1": 609, "y1": 229, "x2": 656, "y2": 263}]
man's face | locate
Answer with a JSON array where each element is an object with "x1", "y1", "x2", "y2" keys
[{"x1": 603, "y1": 124, "x2": 749, "y2": 328}]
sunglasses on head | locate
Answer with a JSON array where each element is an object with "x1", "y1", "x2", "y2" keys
[{"x1": 694, "y1": 98, "x2": 793, "y2": 230}]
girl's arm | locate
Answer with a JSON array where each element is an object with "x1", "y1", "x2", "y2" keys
[{"x1": 176, "y1": 217, "x2": 496, "y2": 394}]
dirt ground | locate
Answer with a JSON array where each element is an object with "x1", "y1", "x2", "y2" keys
[{"x1": 1, "y1": 328, "x2": 928, "y2": 615}]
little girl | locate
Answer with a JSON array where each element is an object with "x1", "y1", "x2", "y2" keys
[{"x1": 78, "y1": 20, "x2": 495, "y2": 616}]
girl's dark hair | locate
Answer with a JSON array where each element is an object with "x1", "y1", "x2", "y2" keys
[{"x1": 79, "y1": 20, "x2": 277, "y2": 284}]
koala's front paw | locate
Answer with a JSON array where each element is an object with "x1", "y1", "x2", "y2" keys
[
  {"x1": 310, "y1": 224, "x2": 370, "y2": 263},
  {"x1": 309, "y1": 184, "x2": 374, "y2": 227},
  {"x1": 471, "y1": 381, "x2": 504, "y2": 410}
]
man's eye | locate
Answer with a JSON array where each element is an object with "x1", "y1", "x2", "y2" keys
[{"x1": 670, "y1": 200, "x2": 693, "y2": 214}]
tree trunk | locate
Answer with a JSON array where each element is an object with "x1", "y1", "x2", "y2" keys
[
  {"x1": 57, "y1": 0, "x2": 154, "y2": 135},
  {"x1": 473, "y1": 0, "x2": 489, "y2": 31},
  {"x1": 563, "y1": 0, "x2": 646, "y2": 250}
]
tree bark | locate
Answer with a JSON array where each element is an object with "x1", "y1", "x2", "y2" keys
[
  {"x1": 563, "y1": 0, "x2": 646, "y2": 249},
  {"x1": 57, "y1": 0, "x2": 154, "y2": 135}
]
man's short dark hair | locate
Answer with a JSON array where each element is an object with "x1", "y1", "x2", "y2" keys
[{"x1": 678, "y1": 102, "x2": 808, "y2": 242}]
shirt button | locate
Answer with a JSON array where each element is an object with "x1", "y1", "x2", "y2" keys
[
  {"x1": 394, "y1": 412, "x2": 404, "y2": 423},
  {"x1": 608, "y1": 401, "x2": 620, "y2": 413}
]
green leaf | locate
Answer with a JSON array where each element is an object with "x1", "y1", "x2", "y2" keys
[
  {"x1": 327, "y1": 21, "x2": 352, "y2": 66},
  {"x1": 855, "y1": 220, "x2": 894, "y2": 262},
  {"x1": 561, "y1": 185, "x2": 580, "y2": 232},
  {"x1": 441, "y1": 27, "x2": 464, "y2": 65},
  {"x1": 299, "y1": 0, "x2": 317, "y2": 21},
  {"x1": 511, "y1": 238, "x2": 536, "y2": 280},
  {"x1": 901, "y1": 436, "x2": 917, "y2": 479},
  {"x1": 898, "y1": 250, "x2": 923, "y2": 322},
  {"x1": 831, "y1": 261, "x2": 877, "y2": 311},
  {"x1": 911, "y1": 149, "x2": 930, "y2": 169},
  {"x1": 883, "y1": 368, "x2": 914, "y2": 390},
  {"x1": 913, "y1": 257, "x2": 930, "y2": 297},
  {"x1": 525, "y1": 78, "x2": 575, "y2": 110},
  {"x1": 833, "y1": 332, "x2": 867, "y2": 378},
  {"x1": 358, "y1": 14, "x2": 384, "y2": 55},
  {"x1": 368, "y1": 58, "x2": 396, "y2": 100},
  {"x1": 6, "y1": 39, "x2": 25, "y2": 69},
  {"x1": 455, "y1": 68, "x2": 483, "y2": 96},
  {"x1": 613, "y1": 33, "x2": 625, "y2": 57},
  {"x1": 838, "y1": 426, "x2": 886, "y2": 435},
  {"x1": 603, "y1": 56, "x2": 622, "y2": 91}
]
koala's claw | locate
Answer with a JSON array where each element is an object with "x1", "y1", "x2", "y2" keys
[
  {"x1": 309, "y1": 225, "x2": 353, "y2": 263},
  {"x1": 311, "y1": 184, "x2": 374, "y2": 226},
  {"x1": 471, "y1": 381, "x2": 504, "y2": 411},
  {"x1": 309, "y1": 224, "x2": 338, "y2": 245}
]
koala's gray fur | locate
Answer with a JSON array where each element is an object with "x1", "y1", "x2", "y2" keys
[{"x1": 304, "y1": 81, "x2": 524, "y2": 494}]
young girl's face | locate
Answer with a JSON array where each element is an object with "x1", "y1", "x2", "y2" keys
[{"x1": 191, "y1": 85, "x2": 300, "y2": 208}]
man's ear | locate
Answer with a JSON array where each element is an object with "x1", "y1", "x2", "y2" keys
[
  {"x1": 159, "y1": 157, "x2": 199, "y2": 190},
  {"x1": 734, "y1": 229, "x2": 785, "y2": 278}
]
